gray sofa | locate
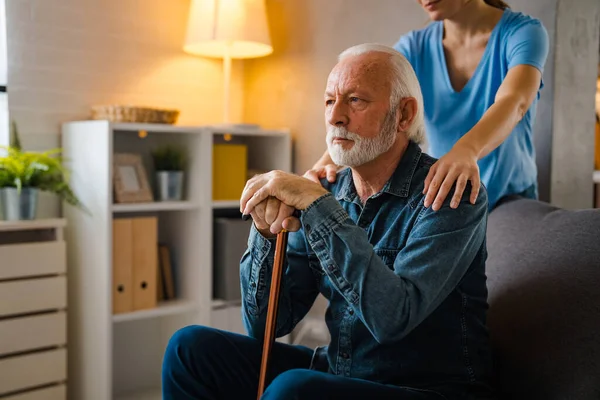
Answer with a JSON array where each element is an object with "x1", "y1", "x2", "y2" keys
[{"x1": 486, "y1": 197, "x2": 600, "y2": 399}]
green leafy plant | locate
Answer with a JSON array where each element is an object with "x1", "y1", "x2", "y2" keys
[
  {"x1": 0, "y1": 121, "x2": 84, "y2": 209},
  {"x1": 151, "y1": 144, "x2": 187, "y2": 171}
]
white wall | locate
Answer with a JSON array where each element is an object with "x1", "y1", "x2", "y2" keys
[
  {"x1": 5, "y1": 0, "x2": 245, "y2": 217},
  {"x1": 550, "y1": 0, "x2": 600, "y2": 209}
]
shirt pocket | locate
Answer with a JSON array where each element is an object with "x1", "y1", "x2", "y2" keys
[{"x1": 374, "y1": 248, "x2": 400, "y2": 271}]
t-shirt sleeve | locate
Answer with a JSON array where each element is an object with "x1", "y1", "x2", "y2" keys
[{"x1": 506, "y1": 18, "x2": 549, "y2": 73}]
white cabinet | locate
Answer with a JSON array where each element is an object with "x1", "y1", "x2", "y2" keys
[
  {"x1": 0, "y1": 219, "x2": 67, "y2": 399},
  {"x1": 62, "y1": 121, "x2": 291, "y2": 400}
]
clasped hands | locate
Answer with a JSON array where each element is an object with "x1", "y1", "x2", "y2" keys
[{"x1": 240, "y1": 170, "x2": 329, "y2": 238}]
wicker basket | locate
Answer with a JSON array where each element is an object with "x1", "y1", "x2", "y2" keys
[{"x1": 91, "y1": 105, "x2": 180, "y2": 124}]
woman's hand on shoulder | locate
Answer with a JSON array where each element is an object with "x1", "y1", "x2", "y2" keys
[
  {"x1": 423, "y1": 144, "x2": 480, "y2": 211},
  {"x1": 303, "y1": 164, "x2": 340, "y2": 184},
  {"x1": 304, "y1": 149, "x2": 344, "y2": 184}
]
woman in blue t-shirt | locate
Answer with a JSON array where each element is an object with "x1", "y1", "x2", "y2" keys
[{"x1": 307, "y1": 0, "x2": 549, "y2": 211}]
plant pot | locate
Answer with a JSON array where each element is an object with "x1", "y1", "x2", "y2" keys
[
  {"x1": 0, "y1": 187, "x2": 38, "y2": 220},
  {"x1": 156, "y1": 171, "x2": 184, "y2": 201}
]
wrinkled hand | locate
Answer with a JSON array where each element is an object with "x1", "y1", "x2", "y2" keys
[
  {"x1": 240, "y1": 170, "x2": 329, "y2": 233},
  {"x1": 248, "y1": 197, "x2": 300, "y2": 237},
  {"x1": 423, "y1": 145, "x2": 480, "y2": 211},
  {"x1": 303, "y1": 164, "x2": 342, "y2": 184}
]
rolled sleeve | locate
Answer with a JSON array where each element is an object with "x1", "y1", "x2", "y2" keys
[
  {"x1": 301, "y1": 193, "x2": 360, "y2": 305},
  {"x1": 301, "y1": 193, "x2": 349, "y2": 241},
  {"x1": 242, "y1": 223, "x2": 276, "y2": 314},
  {"x1": 240, "y1": 216, "x2": 320, "y2": 339}
]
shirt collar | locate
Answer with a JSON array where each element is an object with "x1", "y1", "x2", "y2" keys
[{"x1": 334, "y1": 141, "x2": 422, "y2": 202}]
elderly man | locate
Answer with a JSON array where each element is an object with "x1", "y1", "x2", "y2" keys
[{"x1": 162, "y1": 44, "x2": 494, "y2": 399}]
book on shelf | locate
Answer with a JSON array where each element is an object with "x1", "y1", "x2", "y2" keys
[{"x1": 158, "y1": 244, "x2": 176, "y2": 301}]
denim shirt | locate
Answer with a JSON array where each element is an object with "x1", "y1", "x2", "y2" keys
[{"x1": 240, "y1": 141, "x2": 494, "y2": 396}]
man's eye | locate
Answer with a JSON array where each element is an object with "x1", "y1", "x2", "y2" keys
[
  {"x1": 325, "y1": 99, "x2": 334, "y2": 106},
  {"x1": 350, "y1": 97, "x2": 360, "y2": 103}
]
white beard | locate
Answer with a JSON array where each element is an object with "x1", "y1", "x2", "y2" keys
[{"x1": 326, "y1": 110, "x2": 398, "y2": 168}]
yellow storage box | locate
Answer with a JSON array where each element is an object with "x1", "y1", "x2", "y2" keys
[{"x1": 213, "y1": 144, "x2": 248, "y2": 201}]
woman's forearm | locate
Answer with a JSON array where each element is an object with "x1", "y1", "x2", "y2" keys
[
  {"x1": 457, "y1": 94, "x2": 527, "y2": 160},
  {"x1": 457, "y1": 64, "x2": 541, "y2": 160}
]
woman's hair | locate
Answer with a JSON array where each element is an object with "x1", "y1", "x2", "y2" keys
[{"x1": 484, "y1": 0, "x2": 510, "y2": 9}]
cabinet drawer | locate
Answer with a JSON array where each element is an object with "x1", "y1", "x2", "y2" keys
[
  {"x1": 0, "y1": 241, "x2": 66, "y2": 280},
  {"x1": 0, "y1": 276, "x2": 66, "y2": 317},
  {"x1": 2, "y1": 384, "x2": 66, "y2": 400},
  {"x1": 0, "y1": 348, "x2": 67, "y2": 396},
  {"x1": 0, "y1": 312, "x2": 67, "y2": 356}
]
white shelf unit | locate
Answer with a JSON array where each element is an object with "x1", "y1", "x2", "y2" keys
[{"x1": 61, "y1": 121, "x2": 291, "y2": 400}]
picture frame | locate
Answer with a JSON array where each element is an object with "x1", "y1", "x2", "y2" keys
[{"x1": 113, "y1": 153, "x2": 154, "y2": 203}]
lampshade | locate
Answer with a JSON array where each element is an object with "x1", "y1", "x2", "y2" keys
[{"x1": 184, "y1": 0, "x2": 273, "y2": 59}]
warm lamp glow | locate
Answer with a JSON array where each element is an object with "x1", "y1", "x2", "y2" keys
[
  {"x1": 183, "y1": 0, "x2": 273, "y2": 124},
  {"x1": 184, "y1": 0, "x2": 273, "y2": 59}
]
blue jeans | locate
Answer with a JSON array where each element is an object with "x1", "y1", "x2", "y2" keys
[{"x1": 162, "y1": 325, "x2": 449, "y2": 400}]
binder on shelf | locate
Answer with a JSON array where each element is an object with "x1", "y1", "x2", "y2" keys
[
  {"x1": 112, "y1": 219, "x2": 133, "y2": 314},
  {"x1": 131, "y1": 217, "x2": 158, "y2": 311},
  {"x1": 212, "y1": 144, "x2": 248, "y2": 201},
  {"x1": 112, "y1": 217, "x2": 158, "y2": 314}
]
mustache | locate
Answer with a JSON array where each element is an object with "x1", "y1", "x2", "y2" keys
[{"x1": 327, "y1": 126, "x2": 361, "y2": 141}]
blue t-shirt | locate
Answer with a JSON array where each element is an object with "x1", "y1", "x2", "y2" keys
[{"x1": 394, "y1": 8, "x2": 549, "y2": 209}]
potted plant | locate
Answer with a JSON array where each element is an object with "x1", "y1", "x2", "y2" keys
[
  {"x1": 0, "y1": 121, "x2": 83, "y2": 220},
  {"x1": 151, "y1": 144, "x2": 187, "y2": 201}
]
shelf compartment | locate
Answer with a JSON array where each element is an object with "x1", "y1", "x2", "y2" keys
[{"x1": 112, "y1": 299, "x2": 197, "y2": 323}]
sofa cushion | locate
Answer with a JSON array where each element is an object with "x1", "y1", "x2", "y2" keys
[{"x1": 486, "y1": 198, "x2": 600, "y2": 400}]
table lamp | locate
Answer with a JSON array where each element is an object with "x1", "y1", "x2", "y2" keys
[{"x1": 183, "y1": 0, "x2": 273, "y2": 126}]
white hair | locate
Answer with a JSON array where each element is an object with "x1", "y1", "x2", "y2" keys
[{"x1": 338, "y1": 43, "x2": 426, "y2": 145}]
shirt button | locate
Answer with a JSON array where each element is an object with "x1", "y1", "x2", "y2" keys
[
  {"x1": 304, "y1": 223, "x2": 311, "y2": 231},
  {"x1": 250, "y1": 282, "x2": 256, "y2": 288},
  {"x1": 341, "y1": 352, "x2": 349, "y2": 359},
  {"x1": 348, "y1": 308, "x2": 354, "y2": 315}
]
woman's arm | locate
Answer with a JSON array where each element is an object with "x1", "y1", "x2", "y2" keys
[
  {"x1": 424, "y1": 64, "x2": 543, "y2": 210},
  {"x1": 459, "y1": 64, "x2": 542, "y2": 159}
]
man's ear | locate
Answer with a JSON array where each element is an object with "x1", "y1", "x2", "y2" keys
[{"x1": 396, "y1": 97, "x2": 417, "y2": 133}]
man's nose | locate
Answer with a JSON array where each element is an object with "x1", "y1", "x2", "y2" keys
[{"x1": 327, "y1": 101, "x2": 349, "y2": 127}]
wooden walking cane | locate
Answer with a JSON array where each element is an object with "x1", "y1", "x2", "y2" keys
[{"x1": 256, "y1": 228, "x2": 290, "y2": 399}]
